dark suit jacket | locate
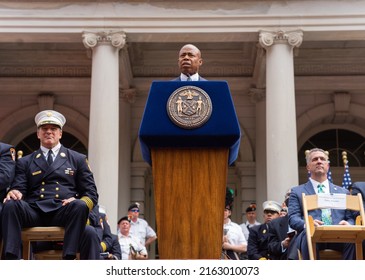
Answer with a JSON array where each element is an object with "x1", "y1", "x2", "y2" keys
[
  {"x1": 0, "y1": 142, "x2": 16, "y2": 201},
  {"x1": 267, "y1": 215, "x2": 290, "y2": 260},
  {"x1": 351, "y1": 182, "x2": 365, "y2": 204},
  {"x1": 172, "y1": 75, "x2": 207, "y2": 81},
  {"x1": 10, "y1": 145, "x2": 98, "y2": 213},
  {"x1": 110, "y1": 234, "x2": 122, "y2": 259},
  {"x1": 288, "y1": 181, "x2": 354, "y2": 233}
]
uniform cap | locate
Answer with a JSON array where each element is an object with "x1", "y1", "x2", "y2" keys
[
  {"x1": 245, "y1": 203, "x2": 257, "y2": 213},
  {"x1": 117, "y1": 216, "x2": 130, "y2": 225},
  {"x1": 262, "y1": 200, "x2": 281, "y2": 213},
  {"x1": 35, "y1": 110, "x2": 66, "y2": 129},
  {"x1": 128, "y1": 202, "x2": 140, "y2": 211}
]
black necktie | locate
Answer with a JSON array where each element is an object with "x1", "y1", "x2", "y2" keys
[{"x1": 47, "y1": 150, "x2": 53, "y2": 166}]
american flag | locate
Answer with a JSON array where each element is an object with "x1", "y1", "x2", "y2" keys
[
  {"x1": 342, "y1": 161, "x2": 352, "y2": 189},
  {"x1": 327, "y1": 164, "x2": 333, "y2": 183}
]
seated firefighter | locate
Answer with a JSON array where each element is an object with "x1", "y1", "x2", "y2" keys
[{"x1": 2, "y1": 109, "x2": 98, "y2": 260}]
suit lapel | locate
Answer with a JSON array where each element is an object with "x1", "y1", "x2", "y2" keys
[
  {"x1": 329, "y1": 182, "x2": 341, "y2": 193},
  {"x1": 304, "y1": 181, "x2": 316, "y2": 195},
  {"x1": 33, "y1": 149, "x2": 48, "y2": 173}
]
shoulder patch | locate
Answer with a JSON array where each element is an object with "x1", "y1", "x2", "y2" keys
[{"x1": 86, "y1": 158, "x2": 92, "y2": 171}]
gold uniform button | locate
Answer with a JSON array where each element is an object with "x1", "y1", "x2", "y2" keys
[
  {"x1": 40, "y1": 194, "x2": 44, "y2": 198},
  {"x1": 42, "y1": 182, "x2": 45, "y2": 185},
  {"x1": 56, "y1": 182, "x2": 59, "y2": 184},
  {"x1": 41, "y1": 188, "x2": 45, "y2": 192},
  {"x1": 55, "y1": 187, "x2": 59, "y2": 191},
  {"x1": 55, "y1": 194, "x2": 59, "y2": 198}
]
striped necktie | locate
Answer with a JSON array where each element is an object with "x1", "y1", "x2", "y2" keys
[
  {"x1": 187, "y1": 75, "x2": 192, "y2": 81},
  {"x1": 317, "y1": 184, "x2": 332, "y2": 225}
]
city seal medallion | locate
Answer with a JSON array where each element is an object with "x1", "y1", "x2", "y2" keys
[{"x1": 166, "y1": 86, "x2": 212, "y2": 129}]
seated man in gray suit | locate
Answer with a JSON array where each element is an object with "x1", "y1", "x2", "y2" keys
[
  {"x1": 173, "y1": 44, "x2": 207, "y2": 81},
  {"x1": 288, "y1": 148, "x2": 355, "y2": 260}
]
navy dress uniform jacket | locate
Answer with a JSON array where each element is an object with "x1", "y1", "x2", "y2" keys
[
  {"x1": 267, "y1": 215, "x2": 290, "y2": 260},
  {"x1": 247, "y1": 223, "x2": 271, "y2": 260},
  {"x1": 0, "y1": 142, "x2": 16, "y2": 201},
  {"x1": 88, "y1": 205, "x2": 113, "y2": 253},
  {"x1": 2, "y1": 145, "x2": 98, "y2": 259},
  {"x1": 11, "y1": 145, "x2": 98, "y2": 212}
]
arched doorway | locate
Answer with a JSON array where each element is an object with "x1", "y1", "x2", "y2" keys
[
  {"x1": 298, "y1": 129, "x2": 365, "y2": 167},
  {"x1": 15, "y1": 132, "x2": 87, "y2": 157},
  {"x1": 298, "y1": 129, "x2": 365, "y2": 184}
]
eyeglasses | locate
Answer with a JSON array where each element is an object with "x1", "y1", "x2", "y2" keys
[{"x1": 130, "y1": 209, "x2": 139, "y2": 212}]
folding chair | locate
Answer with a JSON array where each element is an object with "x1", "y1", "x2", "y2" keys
[{"x1": 302, "y1": 192, "x2": 365, "y2": 260}]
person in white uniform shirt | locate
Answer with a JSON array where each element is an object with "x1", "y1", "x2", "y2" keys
[
  {"x1": 127, "y1": 202, "x2": 157, "y2": 247},
  {"x1": 117, "y1": 216, "x2": 147, "y2": 260},
  {"x1": 240, "y1": 203, "x2": 261, "y2": 240},
  {"x1": 222, "y1": 188, "x2": 247, "y2": 260}
]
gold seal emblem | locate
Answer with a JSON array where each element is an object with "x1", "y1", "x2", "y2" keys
[{"x1": 167, "y1": 86, "x2": 212, "y2": 129}]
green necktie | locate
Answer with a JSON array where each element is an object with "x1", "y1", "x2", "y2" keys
[{"x1": 317, "y1": 184, "x2": 332, "y2": 225}]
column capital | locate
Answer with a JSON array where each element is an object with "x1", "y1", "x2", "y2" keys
[
  {"x1": 259, "y1": 30, "x2": 303, "y2": 49},
  {"x1": 248, "y1": 87, "x2": 266, "y2": 103},
  {"x1": 82, "y1": 31, "x2": 126, "y2": 49}
]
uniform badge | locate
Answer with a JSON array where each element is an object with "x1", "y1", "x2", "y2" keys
[
  {"x1": 60, "y1": 152, "x2": 66, "y2": 157},
  {"x1": 65, "y1": 168, "x2": 74, "y2": 176},
  {"x1": 32, "y1": 170, "x2": 42, "y2": 176},
  {"x1": 10, "y1": 148, "x2": 16, "y2": 161},
  {"x1": 36, "y1": 153, "x2": 41, "y2": 158},
  {"x1": 166, "y1": 86, "x2": 212, "y2": 129}
]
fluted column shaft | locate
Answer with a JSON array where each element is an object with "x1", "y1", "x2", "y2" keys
[
  {"x1": 83, "y1": 31, "x2": 126, "y2": 229},
  {"x1": 259, "y1": 30, "x2": 303, "y2": 203},
  {"x1": 249, "y1": 88, "x2": 267, "y2": 215}
]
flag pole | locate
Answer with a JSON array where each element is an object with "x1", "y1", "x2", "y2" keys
[{"x1": 341, "y1": 151, "x2": 352, "y2": 189}]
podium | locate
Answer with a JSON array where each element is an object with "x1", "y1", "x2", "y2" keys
[{"x1": 139, "y1": 81, "x2": 240, "y2": 259}]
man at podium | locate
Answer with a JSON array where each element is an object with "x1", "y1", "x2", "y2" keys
[{"x1": 173, "y1": 44, "x2": 207, "y2": 81}]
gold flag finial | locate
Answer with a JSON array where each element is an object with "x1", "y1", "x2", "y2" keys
[{"x1": 17, "y1": 150, "x2": 23, "y2": 159}]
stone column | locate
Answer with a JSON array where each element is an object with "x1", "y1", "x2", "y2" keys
[
  {"x1": 82, "y1": 31, "x2": 126, "y2": 229},
  {"x1": 259, "y1": 30, "x2": 303, "y2": 204},
  {"x1": 248, "y1": 87, "x2": 266, "y2": 216},
  {"x1": 118, "y1": 87, "x2": 135, "y2": 223}
]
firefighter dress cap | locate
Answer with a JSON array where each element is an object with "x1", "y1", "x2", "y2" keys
[
  {"x1": 262, "y1": 200, "x2": 281, "y2": 213},
  {"x1": 35, "y1": 110, "x2": 66, "y2": 129}
]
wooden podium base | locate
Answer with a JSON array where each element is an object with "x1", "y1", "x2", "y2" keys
[{"x1": 152, "y1": 148, "x2": 229, "y2": 259}]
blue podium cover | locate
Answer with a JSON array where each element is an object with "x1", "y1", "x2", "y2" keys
[{"x1": 138, "y1": 81, "x2": 241, "y2": 165}]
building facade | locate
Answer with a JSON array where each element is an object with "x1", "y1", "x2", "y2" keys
[{"x1": 1, "y1": 1, "x2": 365, "y2": 257}]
